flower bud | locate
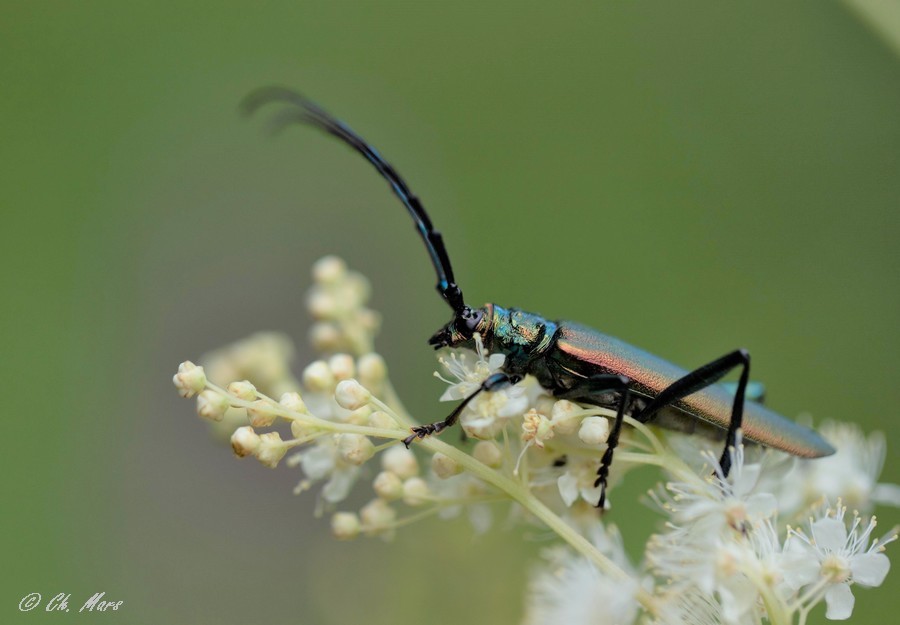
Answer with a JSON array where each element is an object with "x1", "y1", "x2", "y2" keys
[
  {"x1": 303, "y1": 360, "x2": 335, "y2": 392},
  {"x1": 247, "y1": 399, "x2": 277, "y2": 427},
  {"x1": 308, "y1": 291, "x2": 339, "y2": 319},
  {"x1": 309, "y1": 323, "x2": 342, "y2": 352},
  {"x1": 337, "y1": 433, "x2": 375, "y2": 466},
  {"x1": 335, "y1": 379, "x2": 371, "y2": 410},
  {"x1": 578, "y1": 416, "x2": 610, "y2": 445},
  {"x1": 173, "y1": 361, "x2": 207, "y2": 398},
  {"x1": 551, "y1": 399, "x2": 581, "y2": 435},
  {"x1": 328, "y1": 354, "x2": 356, "y2": 381},
  {"x1": 358, "y1": 353, "x2": 387, "y2": 388},
  {"x1": 346, "y1": 405, "x2": 373, "y2": 425},
  {"x1": 373, "y1": 471, "x2": 404, "y2": 500},
  {"x1": 357, "y1": 309, "x2": 381, "y2": 332},
  {"x1": 473, "y1": 441, "x2": 503, "y2": 468},
  {"x1": 196, "y1": 390, "x2": 230, "y2": 422},
  {"x1": 360, "y1": 498, "x2": 396, "y2": 535},
  {"x1": 331, "y1": 512, "x2": 361, "y2": 540},
  {"x1": 227, "y1": 380, "x2": 257, "y2": 401},
  {"x1": 312, "y1": 255, "x2": 348, "y2": 285},
  {"x1": 290, "y1": 420, "x2": 315, "y2": 440},
  {"x1": 381, "y1": 445, "x2": 419, "y2": 479},
  {"x1": 368, "y1": 410, "x2": 398, "y2": 430},
  {"x1": 431, "y1": 453, "x2": 462, "y2": 479},
  {"x1": 403, "y1": 477, "x2": 430, "y2": 506},
  {"x1": 231, "y1": 426, "x2": 260, "y2": 457},
  {"x1": 256, "y1": 432, "x2": 287, "y2": 468},
  {"x1": 279, "y1": 392, "x2": 307, "y2": 414}
]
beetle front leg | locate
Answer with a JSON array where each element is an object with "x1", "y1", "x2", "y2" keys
[{"x1": 403, "y1": 372, "x2": 522, "y2": 447}]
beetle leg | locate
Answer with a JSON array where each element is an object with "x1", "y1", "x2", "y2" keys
[
  {"x1": 556, "y1": 374, "x2": 631, "y2": 511},
  {"x1": 635, "y1": 349, "x2": 750, "y2": 476},
  {"x1": 403, "y1": 372, "x2": 522, "y2": 447}
]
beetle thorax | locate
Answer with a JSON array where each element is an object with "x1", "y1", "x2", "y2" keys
[{"x1": 484, "y1": 304, "x2": 557, "y2": 359}]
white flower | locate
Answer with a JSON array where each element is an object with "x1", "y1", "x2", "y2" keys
[
  {"x1": 428, "y1": 472, "x2": 494, "y2": 534},
  {"x1": 647, "y1": 436, "x2": 786, "y2": 624},
  {"x1": 290, "y1": 436, "x2": 361, "y2": 503},
  {"x1": 783, "y1": 421, "x2": 900, "y2": 515},
  {"x1": 660, "y1": 434, "x2": 776, "y2": 536},
  {"x1": 783, "y1": 502, "x2": 897, "y2": 620},
  {"x1": 434, "y1": 333, "x2": 530, "y2": 437},
  {"x1": 652, "y1": 588, "x2": 742, "y2": 625},
  {"x1": 648, "y1": 522, "x2": 768, "y2": 625},
  {"x1": 557, "y1": 457, "x2": 604, "y2": 508},
  {"x1": 522, "y1": 409, "x2": 554, "y2": 449},
  {"x1": 522, "y1": 523, "x2": 638, "y2": 625}
]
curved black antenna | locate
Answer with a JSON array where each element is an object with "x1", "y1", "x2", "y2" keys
[{"x1": 242, "y1": 87, "x2": 466, "y2": 314}]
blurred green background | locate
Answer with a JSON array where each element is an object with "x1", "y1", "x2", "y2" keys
[{"x1": 3, "y1": 2, "x2": 898, "y2": 624}]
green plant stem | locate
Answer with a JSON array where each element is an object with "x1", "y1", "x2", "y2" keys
[{"x1": 416, "y1": 435, "x2": 657, "y2": 614}]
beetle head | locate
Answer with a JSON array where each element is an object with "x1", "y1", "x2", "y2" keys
[{"x1": 428, "y1": 304, "x2": 493, "y2": 349}]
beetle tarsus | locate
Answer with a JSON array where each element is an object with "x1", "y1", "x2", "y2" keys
[
  {"x1": 403, "y1": 372, "x2": 522, "y2": 448},
  {"x1": 402, "y1": 421, "x2": 449, "y2": 448}
]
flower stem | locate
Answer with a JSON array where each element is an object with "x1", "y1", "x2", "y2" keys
[{"x1": 416, "y1": 435, "x2": 658, "y2": 614}]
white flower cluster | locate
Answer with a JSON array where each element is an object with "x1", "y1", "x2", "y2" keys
[{"x1": 174, "y1": 256, "x2": 899, "y2": 624}]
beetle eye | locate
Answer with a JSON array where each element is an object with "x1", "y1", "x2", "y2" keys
[{"x1": 456, "y1": 308, "x2": 483, "y2": 336}]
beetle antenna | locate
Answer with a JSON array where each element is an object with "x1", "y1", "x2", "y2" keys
[{"x1": 242, "y1": 87, "x2": 466, "y2": 314}]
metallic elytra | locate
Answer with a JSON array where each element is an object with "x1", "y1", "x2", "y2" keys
[{"x1": 244, "y1": 87, "x2": 835, "y2": 508}]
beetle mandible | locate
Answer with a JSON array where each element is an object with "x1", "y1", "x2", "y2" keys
[{"x1": 243, "y1": 87, "x2": 835, "y2": 509}]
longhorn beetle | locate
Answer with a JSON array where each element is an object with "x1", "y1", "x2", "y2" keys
[{"x1": 243, "y1": 87, "x2": 835, "y2": 509}]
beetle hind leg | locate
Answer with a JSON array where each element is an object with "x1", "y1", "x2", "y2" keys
[{"x1": 636, "y1": 349, "x2": 751, "y2": 476}]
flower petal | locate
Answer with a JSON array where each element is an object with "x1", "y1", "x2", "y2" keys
[
  {"x1": 745, "y1": 492, "x2": 777, "y2": 520},
  {"x1": 780, "y1": 544, "x2": 821, "y2": 589},
  {"x1": 824, "y1": 582, "x2": 854, "y2": 620},
  {"x1": 872, "y1": 483, "x2": 900, "y2": 508},
  {"x1": 812, "y1": 517, "x2": 848, "y2": 552},
  {"x1": 488, "y1": 353, "x2": 506, "y2": 370},
  {"x1": 850, "y1": 552, "x2": 890, "y2": 587},
  {"x1": 558, "y1": 471, "x2": 579, "y2": 507},
  {"x1": 300, "y1": 445, "x2": 335, "y2": 480},
  {"x1": 322, "y1": 466, "x2": 360, "y2": 503}
]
